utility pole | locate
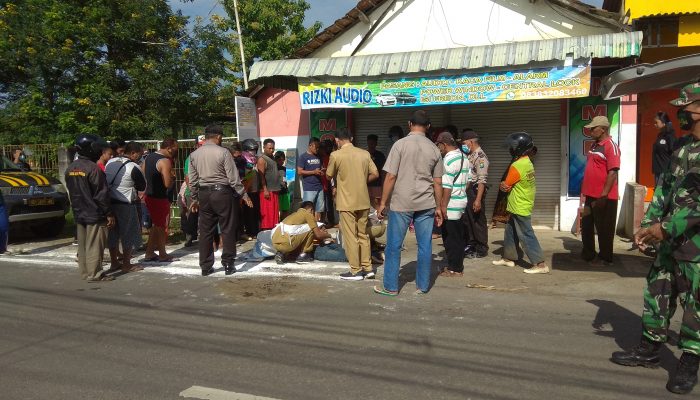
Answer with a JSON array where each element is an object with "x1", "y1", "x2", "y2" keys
[{"x1": 232, "y1": 0, "x2": 249, "y2": 89}]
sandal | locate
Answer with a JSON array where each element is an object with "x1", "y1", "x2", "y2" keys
[
  {"x1": 121, "y1": 265, "x2": 144, "y2": 273},
  {"x1": 143, "y1": 255, "x2": 159, "y2": 262},
  {"x1": 158, "y1": 255, "x2": 180, "y2": 262},
  {"x1": 105, "y1": 265, "x2": 122, "y2": 274},
  {"x1": 87, "y1": 275, "x2": 115, "y2": 282},
  {"x1": 373, "y1": 286, "x2": 398, "y2": 297}
]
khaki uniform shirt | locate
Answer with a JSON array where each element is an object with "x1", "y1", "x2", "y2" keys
[
  {"x1": 326, "y1": 143, "x2": 378, "y2": 211},
  {"x1": 383, "y1": 132, "x2": 444, "y2": 212},
  {"x1": 188, "y1": 143, "x2": 245, "y2": 201}
]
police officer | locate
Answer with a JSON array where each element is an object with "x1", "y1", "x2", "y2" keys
[
  {"x1": 611, "y1": 83, "x2": 700, "y2": 395},
  {"x1": 65, "y1": 135, "x2": 115, "y2": 282},
  {"x1": 459, "y1": 129, "x2": 489, "y2": 258},
  {"x1": 189, "y1": 125, "x2": 252, "y2": 276}
]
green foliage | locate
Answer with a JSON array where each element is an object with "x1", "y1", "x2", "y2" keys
[
  {"x1": 222, "y1": 0, "x2": 321, "y2": 72},
  {"x1": 0, "y1": 0, "x2": 320, "y2": 144}
]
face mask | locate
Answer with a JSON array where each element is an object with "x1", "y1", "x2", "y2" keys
[
  {"x1": 677, "y1": 108, "x2": 699, "y2": 131},
  {"x1": 461, "y1": 144, "x2": 470, "y2": 154}
]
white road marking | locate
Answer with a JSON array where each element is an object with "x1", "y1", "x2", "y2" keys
[
  {"x1": 179, "y1": 386, "x2": 281, "y2": 400},
  {"x1": 0, "y1": 255, "x2": 346, "y2": 281}
]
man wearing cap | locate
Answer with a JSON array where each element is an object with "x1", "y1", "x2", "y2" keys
[
  {"x1": 612, "y1": 83, "x2": 700, "y2": 395},
  {"x1": 580, "y1": 115, "x2": 620, "y2": 266},
  {"x1": 459, "y1": 129, "x2": 490, "y2": 258}
]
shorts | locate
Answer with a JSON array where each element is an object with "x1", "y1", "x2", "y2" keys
[
  {"x1": 145, "y1": 196, "x2": 170, "y2": 229},
  {"x1": 302, "y1": 190, "x2": 325, "y2": 213}
]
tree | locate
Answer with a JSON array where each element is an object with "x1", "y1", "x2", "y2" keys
[{"x1": 222, "y1": 0, "x2": 321, "y2": 75}]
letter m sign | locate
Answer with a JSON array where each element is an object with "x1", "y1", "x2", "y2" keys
[{"x1": 319, "y1": 119, "x2": 337, "y2": 132}]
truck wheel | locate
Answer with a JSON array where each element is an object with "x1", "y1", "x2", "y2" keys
[{"x1": 31, "y1": 217, "x2": 66, "y2": 238}]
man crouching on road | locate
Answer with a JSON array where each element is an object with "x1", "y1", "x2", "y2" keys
[
  {"x1": 272, "y1": 201, "x2": 332, "y2": 264},
  {"x1": 65, "y1": 135, "x2": 115, "y2": 282}
]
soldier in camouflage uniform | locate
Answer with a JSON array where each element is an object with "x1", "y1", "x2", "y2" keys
[{"x1": 611, "y1": 83, "x2": 700, "y2": 395}]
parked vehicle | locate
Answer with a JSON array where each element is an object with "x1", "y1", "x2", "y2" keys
[
  {"x1": 395, "y1": 92, "x2": 418, "y2": 104},
  {"x1": 375, "y1": 93, "x2": 397, "y2": 106},
  {"x1": 0, "y1": 156, "x2": 69, "y2": 238}
]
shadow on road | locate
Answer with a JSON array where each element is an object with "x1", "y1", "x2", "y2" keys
[
  {"x1": 587, "y1": 299, "x2": 678, "y2": 378},
  {"x1": 553, "y1": 236, "x2": 651, "y2": 278}
]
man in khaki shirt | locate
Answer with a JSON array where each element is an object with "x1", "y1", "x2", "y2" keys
[{"x1": 326, "y1": 128, "x2": 379, "y2": 280}]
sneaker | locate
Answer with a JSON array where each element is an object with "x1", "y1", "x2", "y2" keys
[
  {"x1": 363, "y1": 271, "x2": 376, "y2": 279},
  {"x1": 524, "y1": 264, "x2": 551, "y2": 274},
  {"x1": 274, "y1": 252, "x2": 285, "y2": 265},
  {"x1": 340, "y1": 271, "x2": 364, "y2": 281},
  {"x1": 295, "y1": 253, "x2": 314, "y2": 264},
  {"x1": 492, "y1": 258, "x2": 515, "y2": 267}
]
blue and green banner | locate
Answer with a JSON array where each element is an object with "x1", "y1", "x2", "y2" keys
[{"x1": 299, "y1": 65, "x2": 591, "y2": 110}]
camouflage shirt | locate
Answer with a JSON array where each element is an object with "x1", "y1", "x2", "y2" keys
[
  {"x1": 641, "y1": 137, "x2": 700, "y2": 262},
  {"x1": 468, "y1": 148, "x2": 489, "y2": 185}
]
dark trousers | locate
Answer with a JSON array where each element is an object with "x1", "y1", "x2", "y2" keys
[
  {"x1": 243, "y1": 191, "x2": 260, "y2": 237},
  {"x1": 462, "y1": 186, "x2": 488, "y2": 254},
  {"x1": 324, "y1": 190, "x2": 338, "y2": 226},
  {"x1": 442, "y1": 219, "x2": 466, "y2": 272},
  {"x1": 581, "y1": 197, "x2": 618, "y2": 263},
  {"x1": 198, "y1": 188, "x2": 239, "y2": 271},
  {"x1": 180, "y1": 206, "x2": 198, "y2": 241}
]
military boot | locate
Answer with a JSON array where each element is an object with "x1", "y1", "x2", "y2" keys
[
  {"x1": 611, "y1": 339, "x2": 661, "y2": 368},
  {"x1": 667, "y1": 352, "x2": 700, "y2": 394}
]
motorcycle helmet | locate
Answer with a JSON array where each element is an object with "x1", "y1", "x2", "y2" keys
[
  {"x1": 504, "y1": 131, "x2": 534, "y2": 158},
  {"x1": 75, "y1": 134, "x2": 108, "y2": 161},
  {"x1": 241, "y1": 138, "x2": 258, "y2": 153}
]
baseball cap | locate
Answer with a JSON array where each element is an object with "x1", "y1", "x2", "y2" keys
[
  {"x1": 435, "y1": 131, "x2": 456, "y2": 145},
  {"x1": 670, "y1": 82, "x2": 700, "y2": 107},
  {"x1": 584, "y1": 115, "x2": 610, "y2": 129},
  {"x1": 459, "y1": 130, "x2": 479, "y2": 141}
]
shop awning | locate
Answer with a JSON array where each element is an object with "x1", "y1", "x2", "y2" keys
[{"x1": 249, "y1": 31, "x2": 643, "y2": 83}]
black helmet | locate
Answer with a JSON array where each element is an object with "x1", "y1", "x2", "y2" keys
[
  {"x1": 504, "y1": 132, "x2": 534, "y2": 158},
  {"x1": 241, "y1": 138, "x2": 258, "y2": 152},
  {"x1": 75, "y1": 134, "x2": 108, "y2": 161}
]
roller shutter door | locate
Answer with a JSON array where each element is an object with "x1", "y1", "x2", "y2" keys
[
  {"x1": 450, "y1": 100, "x2": 561, "y2": 228},
  {"x1": 352, "y1": 107, "x2": 448, "y2": 153}
]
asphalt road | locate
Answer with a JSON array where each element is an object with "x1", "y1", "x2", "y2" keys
[{"x1": 0, "y1": 257, "x2": 686, "y2": 400}]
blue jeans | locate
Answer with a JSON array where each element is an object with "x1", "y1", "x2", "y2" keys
[
  {"x1": 503, "y1": 214, "x2": 544, "y2": 265},
  {"x1": 383, "y1": 209, "x2": 435, "y2": 292},
  {"x1": 302, "y1": 190, "x2": 325, "y2": 212}
]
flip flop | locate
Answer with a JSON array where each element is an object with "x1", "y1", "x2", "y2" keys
[
  {"x1": 121, "y1": 265, "x2": 144, "y2": 273},
  {"x1": 158, "y1": 256, "x2": 180, "y2": 262},
  {"x1": 87, "y1": 275, "x2": 115, "y2": 282},
  {"x1": 373, "y1": 286, "x2": 398, "y2": 297},
  {"x1": 143, "y1": 255, "x2": 159, "y2": 262}
]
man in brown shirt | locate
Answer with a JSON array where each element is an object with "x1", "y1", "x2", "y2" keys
[
  {"x1": 326, "y1": 128, "x2": 379, "y2": 280},
  {"x1": 189, "y1": 125, "x2": 252, "y2": 276}
]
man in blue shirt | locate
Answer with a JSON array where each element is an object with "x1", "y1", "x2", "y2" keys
[{"x1": 297, "y1": 138, "x2": 325, "y2": 221}]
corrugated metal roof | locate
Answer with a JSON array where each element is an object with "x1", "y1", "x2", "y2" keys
[{"x1": 250, "y1": 31, "x2": 643, "y2": 82}]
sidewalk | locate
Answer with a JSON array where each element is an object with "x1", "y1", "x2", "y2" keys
[{"x1": 0, "y1": 228, "x2": 653, "y2": 298}]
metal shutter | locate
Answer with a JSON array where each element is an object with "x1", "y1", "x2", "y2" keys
[
  {"x1": 450, "y1": 100, "x2": 562, "y2": 228},
  {"x1": 352, "y1": 107, "x2": 448, "y2": 153}
]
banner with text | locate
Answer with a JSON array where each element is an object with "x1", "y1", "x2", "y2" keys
[
  {"x1": 299, "y1": 65, "x2": 591, "y2": 110},
  {"x1": 310, "y1": 110, "x2": 347, "y2": 141}
]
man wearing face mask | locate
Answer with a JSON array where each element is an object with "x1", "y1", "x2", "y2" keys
[
  {"x1": 459, "y1": 129, "x2": 489, "y2": 259},
  {"x1": 611, "y1": 83, "x2": 700, "y2": 395}
]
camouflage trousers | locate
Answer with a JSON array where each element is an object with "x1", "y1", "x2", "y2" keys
[{"x1": 642, "y1": 243, "x2": 700, "y2": 355}]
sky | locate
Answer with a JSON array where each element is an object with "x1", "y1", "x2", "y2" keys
[{"x1": 168, "y1": 0, "x2": 606, "y2": 31}]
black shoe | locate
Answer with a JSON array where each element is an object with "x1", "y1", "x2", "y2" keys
[
  {"x1": 667, "y1": 352, "x2": 700, "y2": 394},
  {"x1": 275, "y1": 252, "x2": 285, "y2": 265},
  {"x1": 363, "y1": 271, "x2": 376, "y2": 279},
  {"x1": 296, "y1": 253, "x2": 314, "y2": 264},
  {"x1": 201, "y1": 267, "x2": 216, "y2": 277},
  {"x1": 340, "y1": 271, "x2": 364, "y2": 281},
  {"x1": 224, "y1": 264, "x2": 236, "y2": 275},
  {"x1": 464, "y1": 245, "x2": 474, "y2": 254},
  {"x1": 611, "y1": 339, "x2": 661, "y2": 368}
]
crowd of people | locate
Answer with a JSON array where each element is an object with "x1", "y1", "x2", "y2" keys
[{"x1": 54, "y1": 82, "x2": 700, "y2": 394}]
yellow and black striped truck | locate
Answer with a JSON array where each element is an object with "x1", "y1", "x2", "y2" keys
[{"x1": 0, "y1": 158, "x2": 69, "y2": 238}]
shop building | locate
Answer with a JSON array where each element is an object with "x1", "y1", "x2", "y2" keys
[{"x1": 248, "y1": 0, "x2": 644, "y2": 230}]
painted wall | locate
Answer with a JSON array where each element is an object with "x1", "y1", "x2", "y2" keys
[
  {"x1": 311, "y1": 0, "x2": 617, "y2": 58},
  {"x1": 255, "y1": 87, "x2": 311, "y2": 153},
  {"x1": 626, "y1": 0, "x2": 700, "y2": 20}
]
